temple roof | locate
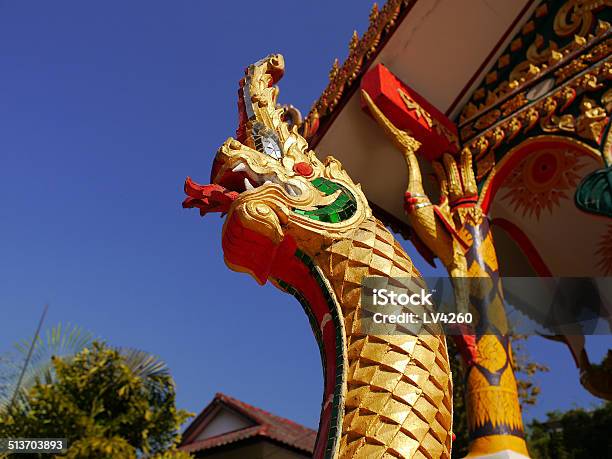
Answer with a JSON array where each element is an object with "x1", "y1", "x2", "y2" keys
[
  {"x1": 302, "y1": 0, "x2": 414, "y2": 143},
  {"x1": 303, "y1": 0, "x2": 538, "y2": 145},
  {"x1": 179, "y1": 392, "x2": 317, "y2": 454},
  {"x1": 302, "y1": 0, "x2": 540, "y2": 239}
]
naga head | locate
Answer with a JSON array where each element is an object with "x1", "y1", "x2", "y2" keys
[{"x1": 183, "y1": 54, "x2": 370, "y2": 284}]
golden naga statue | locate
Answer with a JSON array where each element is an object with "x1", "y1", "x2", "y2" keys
[
  {"x1": 183, "y1": 55, "x2": 453, "y2": 458},
  {"x1": 362, "y1": 91, "x2": 530, "y2": 457}
]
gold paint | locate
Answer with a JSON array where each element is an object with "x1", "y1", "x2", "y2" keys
[
  {"x1": 508, "y1": 62, "x2": 541, "y2": 88},
  {"x1": 474, "y1": 109, "x2": 501, "y2": 130},
  {"x1": 554, "y1": 0, "x2": 610, "y2": 37},
  {"x1": 466, "y1": 436, "x2": 530, "y2": 458},
  {"x1": 364, "y1": 93, "x2": 530, "y2": 457},
  {"x1": 466, "y1": 56, "x2": 610, "y2": 175},
  {"x1": 398, "y1": 88, "x2": 433, "y2": 128},
  {"x1": 460, "y1": 1, "x2": 610, "y2": 126},
  {"x1": 206, "y1": 56, "x2": 453, "y2": 458},
  {"x1": 576, "y1": 96, "x2": 609, "y2": 141},
  {"x1": 501, "y1": 93, "x2": 529, "y2": 116}
]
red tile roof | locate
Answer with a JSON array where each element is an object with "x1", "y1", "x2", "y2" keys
[{"x1": 180, "y1": 393, "x2": 317, "y2": 454}]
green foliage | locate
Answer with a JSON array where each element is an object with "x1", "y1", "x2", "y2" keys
[
  {"x1": 64, "y1": 436, "x2": 136, "y2": 459},
  {"x1": 0, "y1": 324, "x2": 94, "y2": 412},
  {"x1": 0, "y1": 342, "x2": 192, "y2": 458},
  {"x1": 149, "y1": 448, "x2": 195, "y2": 459},
  {"x1": 512, "y1": 335, "x2": 549, "y2": 408},
  {"x1": 527, "y1": 402, "x2": 612, "y2": 459}
]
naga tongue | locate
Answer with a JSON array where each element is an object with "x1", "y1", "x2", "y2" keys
[{"x1": 183, "y1": 177, "x2": 239, "y2": 215}]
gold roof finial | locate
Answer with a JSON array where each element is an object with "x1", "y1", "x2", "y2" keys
[
  {"x1": 369, "y1": 3, "x2": 379, "y2": 22},
  {"x1": 349, "y1": 30, "x2": 359, "y2": 52},
  {"x1": 329, "y1": 58, "x2": 340, "y2": 80}
]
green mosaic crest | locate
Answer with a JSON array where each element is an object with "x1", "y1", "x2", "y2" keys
[{"x1": 292, "y1": 177, "x2": 357, "y2": 223}]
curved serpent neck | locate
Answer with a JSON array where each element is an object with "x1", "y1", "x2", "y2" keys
[
  {"x1": 184, "y1": 55, "x2": 454, "y2": 459},
  {"x1": 310, "y1": 216, "x2": 453, "y2": 459}
]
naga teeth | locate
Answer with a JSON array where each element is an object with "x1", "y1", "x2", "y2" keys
[{"x1": 234, "y1": 166, "x2": 300, "y2": 197}]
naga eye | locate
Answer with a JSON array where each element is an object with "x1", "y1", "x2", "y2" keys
[
  {"x1": 261, "y1": 136, "x2": 282, "y2": 160},
  {"x1": 293, "y1": 162, "x2": 313, "y2": 177}
]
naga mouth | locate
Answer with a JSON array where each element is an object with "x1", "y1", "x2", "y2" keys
[
  {"x1": 182, "y1": 159, "x2": 303, "y2": 216},
  {"x1": 218, "y1": 161, "x2": 304, "y2": 197},
  {"x1": 183, "y1": 159, "x2": 358, "y2": 223}
]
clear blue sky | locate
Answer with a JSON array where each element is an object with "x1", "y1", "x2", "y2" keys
[{"x1": 1, "y1": 0, "x2": 608, "y2": 430}]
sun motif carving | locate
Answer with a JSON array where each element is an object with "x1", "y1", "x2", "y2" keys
[
  {"x1": 499, "y1": 148, "x2": 586, "y2": 219},
  {"x1": 596, "y1": 224, "x2": 612, "y2": 275}
]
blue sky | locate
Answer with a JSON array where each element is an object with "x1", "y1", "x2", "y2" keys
[{"x1": 1, "y1": 0, "x2": 608, "y2": 431}]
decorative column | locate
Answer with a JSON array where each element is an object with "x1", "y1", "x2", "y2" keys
[{"x1": 361, "y1": 64, "x2": 530, "y2": 458}]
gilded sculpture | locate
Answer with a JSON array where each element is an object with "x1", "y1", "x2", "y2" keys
[
  {"x1": 362, "y1": 90, "x2": 530, "y2": 458},
  {"x1": 183, "y1": 55, "x2": 453, "y2": 458}
]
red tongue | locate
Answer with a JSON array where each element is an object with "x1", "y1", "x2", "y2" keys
[{"x1": 183, "y1": 177, "x2": 239, "y2": 215}]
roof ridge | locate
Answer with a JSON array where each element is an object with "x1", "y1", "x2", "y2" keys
[
  {"x1": 216, "y1": 392, "x2": 268, "y2": 424},
  {"x1": 216, "y1": 392, "x2": 316, "y2": 432},
  {"x1": 302, "y1": 0, "x2": 415, "y2": 144},
  {"x1": 181, "y1": 393, "x2": 317, "y2": 455}
]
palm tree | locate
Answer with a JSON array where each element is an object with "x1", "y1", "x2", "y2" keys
[
  {"x1": 0, "y1": 322, "x2": 93, "y2": 411},
  {"x1": 0, "y1": 323, "x2": 173, "y2": 412}
]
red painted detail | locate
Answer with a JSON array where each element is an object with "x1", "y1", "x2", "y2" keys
[
  {"x1": 531, "y1": 152, "x2": 558, "y2": 183},
  {"x1": 360, "y1": 64, "x2": 459, "y2": 160},
  {"x1": 480, "y1": 138, "x2": 591, "y2": 214},
  {"x1": 560, "y1": 88, "x2": 577, "y2": 113},
  {"x1": 449, "y1": 194, "x2": 479, "y2": 209},
  {"x1": 293, "y1": 162, "x2": 314, "y2": 177},
  {"x1": 267, "y1": 238, "x2": 340, "y2": 459},
  {"x1": 403, "y1": 192, "x2": 418, "y2": 213},
  {"x1": 267, "y1": 64, "x2": 285, "y2": 85},
  {"x1": 221, "y1": 212, "x2": 278, "y2": 285},
  {"x1": 218, "y1": 212, "x2": 341, "y2": 459},
  {"x1": 600, "y1": 118, "x2": 610, "y2": 144},
  {"x1": 452, "y1": 332, "x2": 479, "y2": 367},
  {"x1": 184, "y1": 176, "x2": 340, "y2": 458},
  {"x1": 491, "y1": 217, "x2": 552, "y2": 276},
  {"x1": 183, "y1": 178, "x2": 238, "y2": 215}
]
